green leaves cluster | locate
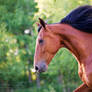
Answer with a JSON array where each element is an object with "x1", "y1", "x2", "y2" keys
[
  {"x1": 35, "y1": 0, "x2": 91, "y2": 23},
  {"x1": 0, "y1": 0, "x2": 38, "y2": 34},
  {"x1": 0, "y1": 0, "x2": 37, "y2": 88}
]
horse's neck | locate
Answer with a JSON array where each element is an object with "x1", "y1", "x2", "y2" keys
[{"x1": 51, "y1": 24, "x2": 92, "y2": 63}]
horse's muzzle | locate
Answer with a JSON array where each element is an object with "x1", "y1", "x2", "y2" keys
[{"x1": 34, "y1": 61, "x2": 48, "y2": 73}]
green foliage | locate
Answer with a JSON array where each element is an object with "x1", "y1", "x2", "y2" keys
[
  {"x1": 35, "y1": 0, "x2": 91, "y2": 23},
  {"x1": 0, "y1": 0, "x2": 38, "y2": 34},
  {"x1": 0, "y1": 23, "x2": 25, "y2": 85},
  {"x1": 0, "y1": 0, "x2": 37, "y2": 89}
]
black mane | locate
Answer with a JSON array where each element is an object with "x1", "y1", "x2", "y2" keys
[{"x1": 60, "y1": 5, "x2": 92, "y2": 33}]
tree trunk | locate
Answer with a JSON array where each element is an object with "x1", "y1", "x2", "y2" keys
[
  {"x1": 6, "y1": 82, "x2": 10, "y2": 92},
  {"x1": 58, "y1": 70, "x2": 67, "y2": 92},
  {"x1": 36, "y1": 73, "x2": 40, "y2": 88},
  {"x1": 28, "y1": 60, "x2": 32, "y2": 83}
]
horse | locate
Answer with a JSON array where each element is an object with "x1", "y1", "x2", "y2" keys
[{"x1": 34, "y1": 5, "x2": 92, "y2": 92}]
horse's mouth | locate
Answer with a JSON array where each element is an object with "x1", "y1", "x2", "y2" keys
[{"x1": 37, "y1": 69, "x2": 47, "y2": 73}]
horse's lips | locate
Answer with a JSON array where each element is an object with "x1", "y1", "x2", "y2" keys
[
  {"x1": 39, "y1": 68, "x2": 47, "y2": 73},
  {"x1": 35, "y1": 67, "x2": 47, "y2": 73}
]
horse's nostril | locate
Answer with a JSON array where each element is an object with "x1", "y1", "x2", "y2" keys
[{"x1": 35, "y1": 66, "x2": 39, "y2": 71}]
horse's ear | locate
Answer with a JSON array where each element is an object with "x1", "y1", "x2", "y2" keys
[{"x1": 39, "y1": 18, "x2": 46, "y2": 29}]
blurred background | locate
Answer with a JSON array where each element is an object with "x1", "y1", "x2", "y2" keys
[{"x1": 0, "y1": 0, "x2": 92, "y2": 92}]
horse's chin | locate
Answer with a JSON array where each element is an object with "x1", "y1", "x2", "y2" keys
[
  {"x1": 38, "y1": 69, "x2": 47, "y2": 73},
  {"x1": 36, "y1": 66, "x2": 48, "y2": 73}
]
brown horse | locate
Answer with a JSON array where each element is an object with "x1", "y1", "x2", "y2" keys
[{"x1": 34, "y1": 5, "x2": 92, "y2": 92}]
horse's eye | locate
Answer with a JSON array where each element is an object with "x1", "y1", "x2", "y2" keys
[{"x1": 39, "y1": 39, "x2": 44, "y2": 44}]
